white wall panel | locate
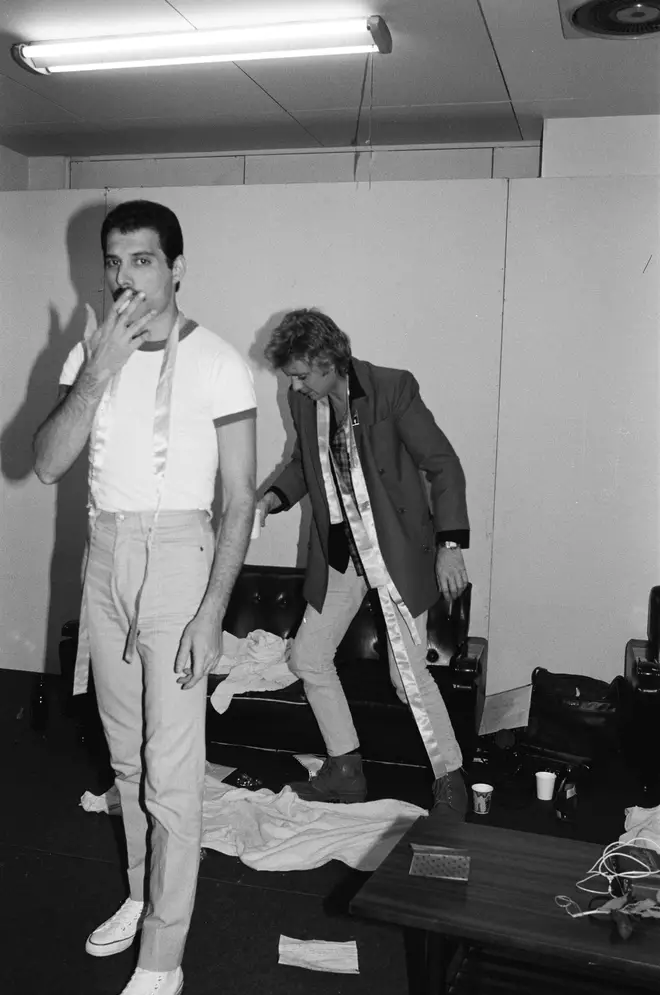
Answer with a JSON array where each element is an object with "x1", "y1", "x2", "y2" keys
[
  {"x1": 1, "y1": 180, "x2": 507, "y2": 670},
  {"x1": 489, "y1": 177, "x2": 660, "y2": 691}
]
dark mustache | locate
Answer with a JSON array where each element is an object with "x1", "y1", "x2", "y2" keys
[{"x1": 112, "y1": 287, "x2": 136, "y2": 303}]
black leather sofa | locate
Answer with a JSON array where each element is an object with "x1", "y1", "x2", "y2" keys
[{"x1": 59, "y1": 564, "x2": 487, "y2": 770}]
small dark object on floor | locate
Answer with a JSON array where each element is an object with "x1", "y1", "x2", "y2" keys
[{"x1": 227, "y1": 771, "x2": 263, "y2": 790}]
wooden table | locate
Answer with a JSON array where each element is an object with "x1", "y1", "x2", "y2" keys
[{"x1": 350, "y1": 810, "x2": 660, "y2": 994}]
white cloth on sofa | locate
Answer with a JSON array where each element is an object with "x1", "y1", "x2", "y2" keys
[
  {"x1": 209, "y1": 629, "x2": 298, "y2": 714},
  {"x1": 201, "y1": 779, "x2": 427, "y2": 872}
]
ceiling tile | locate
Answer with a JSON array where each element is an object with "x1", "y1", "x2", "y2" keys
[
  {"x1": 236, "y1": 0, "x2": 511, "y2": 111},
  {"x1": 4, "y1": 0, "x2": 187, "y2": 41},
  {"x1": 0, "y1": 113, "x2": 315, "y2": 157},
  {"x1": 0, "y1": 72, "x2": 77, "y2": 126},
  {"x1": 17, "y1": 62, "x2": 295, "y2": 122},
  {"x1": 170, "y1": 0, "x2": 367, "y2": 30},
  {"x1": 480, "y1": 0, "x2": 660, "y2": 102},
  {"x1": 233, "y1": 55, "x2": 374, "y2": 115},
  {"x1": 297, "y1": 102, "x2": 522, "y2": 148}
]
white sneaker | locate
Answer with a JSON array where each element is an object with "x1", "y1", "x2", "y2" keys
[
  {"x1": 120, "y1": 967, "x2": 184, "y2": 995},
  {"x1": 85, "y1": 898, "x2": 145, "y2": 957}
]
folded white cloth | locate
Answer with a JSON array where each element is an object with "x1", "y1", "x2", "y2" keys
[
  {"x1": 201, "y1": 780, "x2": 427, "y2": 872},
  {"x1": 210, "y1": 629, "x2": 297, "y2": 713},
  {"x1": 278, "y1": 935, "x2": 359, "y2": 974},
  {"x1": 620, "y1": 804, "x2": 660, "y2": 852}
]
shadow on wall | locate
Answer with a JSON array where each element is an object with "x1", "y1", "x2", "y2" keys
[
  {"x1": 245, "y1": 310, "x2": 312, "y2": 569},
  {"x1": 0, "y1": 200, "x2": 108, "y2": 673}
]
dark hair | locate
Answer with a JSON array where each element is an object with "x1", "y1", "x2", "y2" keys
[
  {"x1": 265, "y1": 309, "x2": 352, "y2": 377},
  {"x1": 100, "y1": 200, "x2": 183, "y2": 268}
]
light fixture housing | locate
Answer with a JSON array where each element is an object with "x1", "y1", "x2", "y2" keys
[{"x1": 12, "y1": 16, "x2": 392, "y2": 74}]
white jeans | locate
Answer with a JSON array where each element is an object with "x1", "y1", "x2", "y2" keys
[
  {"x1": 289, "y1": 561, "x2": 462, "y2": 777},
  {"x1": 86, "y1": 510, "x2": 214, "y2": 971}
]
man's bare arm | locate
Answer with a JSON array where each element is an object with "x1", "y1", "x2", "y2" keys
[
  {"x1": 34, "y1": 375, "x2": 108, "y2": 484},
  {"x1": 201, "y1": 411, "x2": 257, "y2": 617},
  {"x1": 174, "y1": 409, "x2": 257, "y2": 690},
  {"x1": 33, "y1": 292, "x2": 156, "y2": 484}
]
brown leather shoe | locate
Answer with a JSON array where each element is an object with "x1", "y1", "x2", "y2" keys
[
  {"x1": 432, "y1": 768, "x2": 468, "y2": 818},
  {"x1": 289, "y1": 753, "x2": 367, "y2": 803}
]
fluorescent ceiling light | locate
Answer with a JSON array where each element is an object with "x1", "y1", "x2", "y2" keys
[{"x1": 12, "y1": 16, "x2": 392, "y2": 74}]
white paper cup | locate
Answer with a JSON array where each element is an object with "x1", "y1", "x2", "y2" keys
[
  {"x1": 250, "y1": 511, "x2": 261, "y2": 540},
  {"x1": 535, "y1": 770, "x2": 556, "y2": 801},
  {"x1": 471, "y1": 782, "x2": 494, "y2": 816}
]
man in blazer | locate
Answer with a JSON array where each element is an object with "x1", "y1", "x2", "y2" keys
[{"x1": 257, "y1": 308, "x2": 470, "y2": 813}]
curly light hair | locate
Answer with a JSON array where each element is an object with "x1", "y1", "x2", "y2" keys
[{"x1": 264, "y1": 308, "x2": 352, "y2": 376}]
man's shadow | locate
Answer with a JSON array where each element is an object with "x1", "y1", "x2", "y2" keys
[
  {"x1": 0, "y1": 201, "x2": 107, "y2": 676},
  {"x1": 212, "y1": 310, "x2": 313, "y2": 567}
]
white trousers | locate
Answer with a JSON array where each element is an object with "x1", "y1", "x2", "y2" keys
[
  {"x1": 289, "y1": 561, "x2": 462, "y2": 777},
  {"x1": 86, "y1": 510, "x2": 214, "y2": 971}
]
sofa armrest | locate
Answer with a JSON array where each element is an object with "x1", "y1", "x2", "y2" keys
[{"x1": 454, "y1": 637, "x2": 487, "y2": 733}]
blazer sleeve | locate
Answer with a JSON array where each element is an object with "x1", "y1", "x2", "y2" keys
[{"x1": 393, "y1": 371, "x2": 470, "y2": 539}]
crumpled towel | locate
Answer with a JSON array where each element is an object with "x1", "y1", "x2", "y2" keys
[
  {"x1": 210, "y1": 629, "x2": 297, "y2": 713},
  {"x1": 201, "y1": 781, "x2": 427, "y2": 872},
  {"x1": 80, "y1": 784, "x2": 122, "y2": 815},
  {"x1": 620, "y1": 804, "x2": 660, "y2": 852},
  {"x1": 81, "y1": 770, "x2": 425, "y2": 874},
  {"x1": 278, "y1": 936, "x2": 359, "y2": 974},
  {"x1": 80, "y1": 762, "x2": 236, "y2": 817}
]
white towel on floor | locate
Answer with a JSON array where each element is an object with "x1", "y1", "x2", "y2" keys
[
  {"x1": 201, "y1": 781, "x2": 427, "y2": 872},
  {"x1": 278, "y1": 936, "x2": 359, "y2": 974},
  {"x1": 82, "y1": 766, "x2": 426, "y2": 874},
  {"x1": 80, "y1": 762, "x2": 236, "y2": 817},
  {"x1": 209, "y1": 629, "x2": 298, "y2": 713}
]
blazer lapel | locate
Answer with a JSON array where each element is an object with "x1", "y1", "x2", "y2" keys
[{"x1": 348, "y1": 359, "x2": 371, "y2": 455}]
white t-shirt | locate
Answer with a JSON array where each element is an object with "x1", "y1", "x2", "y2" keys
[{"x1": 60, "y1": 322, "x2": 256, "y2": 512}]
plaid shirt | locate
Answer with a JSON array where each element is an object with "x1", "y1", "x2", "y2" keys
[{"x1": 330, "y1": 411, "x2": 366, "y2": 578}]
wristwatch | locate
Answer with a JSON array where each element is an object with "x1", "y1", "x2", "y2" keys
[{"x1": 442, "y1": 541, "x2": 460, "y2": 550}]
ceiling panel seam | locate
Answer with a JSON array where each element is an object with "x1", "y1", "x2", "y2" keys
[
  {"x1": 232, "y1": 64, "x2": 324, "y2": 147},
  {"x1": 476, "y1": 0, "x2": 523, "y2": 141},
  {"x1": 0, "y1": 70, "x2": 82, "y2": 122},
  {"x1": 163, "y1": 0, "x2": 197, "y2": 30}
]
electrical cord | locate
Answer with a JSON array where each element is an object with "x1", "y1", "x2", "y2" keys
[{"x1": 555, "y1": 836, "x2": 660, "y2": 918}]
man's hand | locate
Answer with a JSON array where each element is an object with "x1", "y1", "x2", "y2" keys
[
  {"x1": 83, "y1": 290, "x2": 156, "y2": 384},
  {"x1": 256, "y1": 490, "x2": 281, "y2": 527},
  {"x1": 436, "y1": 546, "x2": 469, "y2": 602},
  {"x1": 174, "y1": 610, "x2": 223, "y2": 690}
]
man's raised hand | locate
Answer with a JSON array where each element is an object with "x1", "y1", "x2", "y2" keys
[{"x1": 83, "y1": 290, "x2": 156, "y2": 384}]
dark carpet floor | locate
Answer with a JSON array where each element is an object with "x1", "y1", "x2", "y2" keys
[
  {"x1": 2, "y1": 669, "x2": 430, "y2": 995},
  {"x1": 1, "y1": 668, "x2": 651, "y2": 995}
]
